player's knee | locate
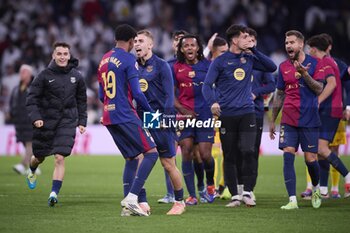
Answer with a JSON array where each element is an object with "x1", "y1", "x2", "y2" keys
[
  {"x1": 318, "y1": 145, "x2": 330, "y2": 157},
  {"x1": 54, "y1": 154, "x2": 65, "y2": 165},
  {"x1": 212, "y1": 147, "x2": 221, "y2": 159},
  {"x1": 160, "y1": 158, "x2": 174, "y2": 171},
  {"x1": 144, "y1": 151, "x2": 158, "y2": 163},
  {"x1": 240, "y1": 147, "x2": 255, "y2": 155}
]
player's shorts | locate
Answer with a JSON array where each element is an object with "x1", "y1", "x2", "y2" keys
[
  {"x1": 178, "y1": 127, "x2": 214, "y2": 143},
  {"x1": 329, "y1": 120, "x2": 347, "y2": 146},
  {"x1": 278, "y1": 124, "x2": 319, "y2": 153},
  {"x1": 106, "y1": 123, "x2": 156, "y2": 159},
  {"x1": 149, "y1": 128, "x2": 176, "y2": 158},
  {"x1": 319, "y1": 115, "x2": 341, "y2": 142}
]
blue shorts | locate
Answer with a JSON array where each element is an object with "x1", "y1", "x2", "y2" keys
[
  {"x1": 149, "y1": 128, "x2": 176, "y2": 158},
  {"x1": 279, "y1": 124, "x2": 319, "y2": 153},
  {"x1": 319, "y1": 115, "x2": 341, "y2": 142},
  {"x1": 106, "y1": 123, "x2": 156, "y2": 159},
  {"x1": 178, "y1": 127, "x2": 214, "y2": 143}
]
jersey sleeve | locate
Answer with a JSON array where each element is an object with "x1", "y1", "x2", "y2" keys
[
  {"x1": 160, "y1": 62, "x2": 175, "y2": 113},
  {"x1": 276, "y1": 65, "x2": 285, "y2": 91},
  {"x1": 313, "y1": 59, "x2": 326, "y2": 82},
  {"x1": 203, "y1": 59, "x2": 220, "y2": 106},
  {"x1": 252, "y1": 72, "x2": 276, "y2": 97},
  {"x1": 126, "y1": 57, "x2": 139, "y2": 81}
]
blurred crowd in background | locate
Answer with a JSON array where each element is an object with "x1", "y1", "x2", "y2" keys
[{"x1": 1, "y1": 0, "x2": 350, "y2": 125}]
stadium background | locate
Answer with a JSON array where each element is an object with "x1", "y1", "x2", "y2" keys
[{"x1": 1, "y1": 0, "x2": 350, "y2": 155}]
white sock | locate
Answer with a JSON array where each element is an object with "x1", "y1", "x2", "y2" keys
[
  {"x1": 331, "y1": 186, "x2": 339, "y2": 192},
  {"x1": 312, "y1": 184, "x2": 320, "y2": 192},
  {"x1": 320, "y1": 186, "x2": 328, "y2": 195},
  {"x1": 289, "y1": 196, "x2": 297, "y2": 203},
  {"x1": 345, "y1": 172, "x2": 350, "y2": 184},
  {"x1": 237, "y1": 185, "x2": 244, "y2": 195},
  {"x1": 306, "y1": 182, "x2": 312, "y2": 190},
  {"x1": 126, "y1": 193, "x2": 138, "y2": 202}
]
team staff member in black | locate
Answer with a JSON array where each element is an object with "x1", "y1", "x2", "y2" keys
[
  {"x1": 10, "y1": 64, "x2": 38, "y2": 175},
  {"x1": 26, "y1": 42, "x2": 87, "y2": 207}
]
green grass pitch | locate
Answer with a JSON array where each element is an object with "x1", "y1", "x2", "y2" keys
[{"x1": 0, "y1": 155, "x2": 349, "y2": 233}]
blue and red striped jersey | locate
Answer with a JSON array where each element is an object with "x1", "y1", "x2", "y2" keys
[
  {"x1": 173, "y1": 59, "x2": 212, "y2": 120},
  {"x1": 277, "y1": 54, "x2": 324, "y2": 127},
  {"x1": 97, "y1": 48, "x2": 141, "y2": 125},
  {"x1": 319, "y1": 56, "x2": 343, "y2": 119}
]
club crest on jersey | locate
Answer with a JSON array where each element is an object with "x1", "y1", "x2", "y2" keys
[
  {"x1": 146, "y1": 65, "x2": 153, "y2": 72},
  {"x1": 139, "y1": 78, "x2": 148, "y2": 92},
  {"x1": 188, "y1": 71, "x2": 195, "y2": 78},
  {"x1": 70, "y1": 77, "x2": 76, "y2": 83},
  {"x1": 233, "y1": 68, "x2": 245, "y2": 81},
  {"x1": 220, "y1": 128, "x2": 226, "y2": 135},
  {"x1": 294, "y1": 72, "x2": 301, "y2": 79},
  {"x1": 240, "y1": 57, "x2": 246, "y2": 64}
]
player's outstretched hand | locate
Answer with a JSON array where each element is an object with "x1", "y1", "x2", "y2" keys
[{"x1": 293, "y1": 61, "x2": 310, "y2": 77}]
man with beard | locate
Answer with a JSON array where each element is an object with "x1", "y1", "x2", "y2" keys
[{"x1": 269, "y1": 30, "x2": 324, "y2": 209}]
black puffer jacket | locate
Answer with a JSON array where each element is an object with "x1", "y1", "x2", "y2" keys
[
  {"x1": 9, "y1": 81, "x2": 33, "y2": 143},
  {"x1": 26, "y1": 58, "x2": 87, "y2": 157}
]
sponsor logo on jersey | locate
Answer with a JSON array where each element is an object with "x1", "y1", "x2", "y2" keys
[{"x1": 233, "y1": 68, "x2": 245, "y2": 81}]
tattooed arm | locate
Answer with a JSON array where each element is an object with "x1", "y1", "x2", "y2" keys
[
  {"x1": 269, "y1": 89, "x2": 285, "y2": 140},
  {"x1": 294, "y1": 61, "x2": 323, "y2": 95},
  {"x1": 271, "y1": 89, "x2": 285, "y2": 123}
]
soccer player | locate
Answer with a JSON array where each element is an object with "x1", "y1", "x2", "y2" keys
[
  {"x1": 173, "y1": 34, "x2": 216, "y2": 205},
  {"x1": 269, "y1": 30, "x2": 324, "y2": 210},
  {"x1": 97, "y1": 24, "x2": 158, "y2": 217},
  {"x1": 134, "y1": 30, "x2": 185, "y2": 215},
  {"x1": 203, "y1": 34, "x2": 230, "y2": 198},
  {"x1": 10, "y1": 64, "x2": 41, "y2": 175},
  {"x1": 158, "y1": 30, "x2": 187, "y2": 204},
  {"x1": 301, "y1": 33, "x2": 350, "y2": 199},
  {"x1": 236, "y1": 28, "x2": 276, "y2": 201},
  {"x1": 305, "y1": 34, "x2": 350, "y2": 198},
  {"x1": 203, "y1": 24, "x2": 277, "y2": 207},
  {"x1": 26, "y1": 42, "x2": 87, "y2": 207}
]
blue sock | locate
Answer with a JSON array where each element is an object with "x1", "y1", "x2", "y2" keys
[
  {"x1": 51, "y1": 180, "x2": 62, "y2": 194},
  {"x1": 204, "y1": 157, "x2": 215, "y2": 186},
  {"x1": 123, "y1": 159, "x2": 138, "y2": 197},
  {"x1": 193, "y1": 161, "x2": 204, "y2": 190},
  {"x1": 306, "y1": 160, "x2": 320, "y2": 187},
  {"x1": 182, "y1": 160, "x2": 196, "y2": 197},
  {"x1": 138, "y1": 188, "x2": 147, "y2": 203},
  {"x1": 327, "y1": 152, "x2": 349, "y2": 177},
  {"x1": 164, "y1": 169, "x2": 174, "y2": 196},
  {"x1": 174, "y1": 188, "x2": 184, "y2": 201},
  {"x1": 129, "y1": 152, "x2": 158, "y2": 196},
  {"x1": 318, "y1": 159, "x2": 329, "y2": 187},
  {"x1": 283, "y1": 152, "x2": 296, "y2": 196}
]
